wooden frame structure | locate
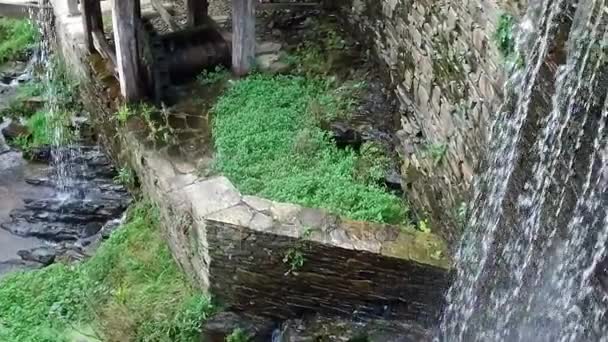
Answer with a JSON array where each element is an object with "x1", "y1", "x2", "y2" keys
[{"x1": 78, "y1": 0, "x2": 316, "y2": 102}]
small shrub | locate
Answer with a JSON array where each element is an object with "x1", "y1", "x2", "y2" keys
[
  {"x1": 116, "y1": 104, "x2": 134, "y2": 124},
  {"x1": 197, "y1": 65, "x2": 229, "y2": 86},
  {"x1": 283, "y1": 248, "x2": 305, "y2": 275}
]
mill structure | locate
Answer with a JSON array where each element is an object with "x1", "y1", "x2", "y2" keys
[{"x1": 76, "y1": 0, "x2": 257, "y2": 103}]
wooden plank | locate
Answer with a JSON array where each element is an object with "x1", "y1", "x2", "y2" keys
[
  {"x1": 232, "y1": 0, "x2": 255, "y2": 76},
  {"x1": 91, "y1": 29, "x2": 117, "y2": 74},
  {"x1": 81, "y1": 0, "x2": 104, "y2": 52},
  {"x1": 185, "y1": 0, "x2": 208, "y2": 27},
  {"x1": 111, "y1": 0, "x2": 143, "y2": 101},
  {"x1": 150, "y1": 0, "x2": 179, "y2": 31}
]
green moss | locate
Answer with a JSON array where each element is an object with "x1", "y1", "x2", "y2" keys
[
  {"x1": 212, "y1": 74, "x2": 408, "y2": 224},
  {"x1": 0, "y1": 18, "x2": 37, "y2": 63},
  {"x1": 0, "y1": 201, "x2": 213, "y2": 342}
]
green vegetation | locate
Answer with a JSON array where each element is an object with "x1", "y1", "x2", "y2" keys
[
  {"x1": 212, "y1": 74, "x2": 407, "y2": 224},
  {"x1": 114, "y1": 166, "x2": 136, "y2": 188},
  {"x1": 197, "y1": 65, "x2": 229, "y2": 86},
  {"x1": 494, "y1": 13, "x2": 524, "y2": 67},
  {"x1": 0, "y1": 201, "x2": 213, "y2": 342},
  {"x1": 426, "y1": 143, "x2": 448, "y2": 166},
  {"x1": 0, "y1": 18, "x2": 37, "y2": 63},
  {"x1": 225, "y1": 328, "x2": 249, "y2": 342}
]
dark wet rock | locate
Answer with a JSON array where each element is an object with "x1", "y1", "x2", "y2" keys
[
  {"x1": 17, "y1": 246, "x2": 57, "y2": 266},
  {"x1": 2, "y1": 220, "x2": 82, "y2": 241},
  {"x1": 2, "y1": 121, "x2": 29, "y2": 141},
  {"x1": 384, "y1": 168, "x2": 403, "y2": 192},
  {"x1": 275, "y1": 315, "x2": 431, "y2": 342},
  {"x1": 202, "y1": 311, "x2": 276, "y2": 342},
  {"x1": 100, "y1": 218, "x2": 122, "y2": 240},
  {"x1": 0, "y1": 259, "x2": 42, "y2": 277},
  {"x1": 330, "y1": 122, "x2": 363, "y2": 149}
]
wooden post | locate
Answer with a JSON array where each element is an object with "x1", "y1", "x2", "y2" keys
[
  {"x1": 66, "y1": 0, "x2": 79, "y2": 16},
  {"x1": 81, "y1": 0, "x2": 104, "y2": 52},
  {"x1": 186, "y1": 0, "x2": 208, "y2": 27},
  {"x1": 232, "y1": 0, "x2": 255, "y2": 76},
  {"x1": 111, "y1": 0, "x2": 143, "y2": 101}
]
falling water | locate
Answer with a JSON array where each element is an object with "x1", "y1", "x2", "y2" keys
[
  {"x1": 32, "y1": 0, "x2": 81, "y2": 197},
  {"x1": 440, "y1": 0, "x2": 608, "y2": 341}
]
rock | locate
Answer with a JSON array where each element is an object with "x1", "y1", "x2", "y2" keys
[
  {"x1": 100, "y1": 218, "x2": 122, "y2": 239},
  {"x1": 0, "y1": 151, "x2": 25, "y2": 171},
  {"x1": 275, "y1": 315, "x2": 431, "y2": 342},
  {"x1": 1, "y1": 220, "x2": 82, "y2": 241},
  {"x1": 17, "y1": 246, "x2": 57, "y2": 266},
  {"x1": 329, "y1": 122, "x2": 363, "y2": 149},
  {"x1": 0, "y1": 133, "x2": 10, "y2": 155},
  {"x1": 255, "y1": 54, "x2": 290, "y2": 74},
  {"x1": 202, "y1": 311, "x2": 276, "y2": 342},
  {"x1": 1, "y1": 121, "x2": 29, "y2": 141}
]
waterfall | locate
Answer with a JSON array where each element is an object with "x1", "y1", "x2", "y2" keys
[
  {"x1": 440, "y1": 0, "x2": 608, "y2": 340},
  {"x1": 32, "y1": 0, "x2": 81, "y2": 197}
]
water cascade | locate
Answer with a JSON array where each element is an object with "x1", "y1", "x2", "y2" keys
[{"x1": 440, "y1": 0, "x2": 608, "y2": 340}]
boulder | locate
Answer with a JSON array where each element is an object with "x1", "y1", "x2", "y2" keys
[{"x1": 17, "y1": 246, "x2": 57, "y2": 266}]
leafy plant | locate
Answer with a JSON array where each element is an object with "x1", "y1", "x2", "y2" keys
[
  {"x1": 116, "y1": 104, "x2": 135, "y2": 124},
  {"x1": 0, "y1": 18, "x2": 38, "y2": 63},
  {"x1": 283, "y1": 248, "x2": 305, "y2": 275},
  {"x1": 225, "y1": 328, "x2": 249, "y2": 342},
  {"x1": 212, "y1": 74, "x2": 407, "y2": 224},
  {"x1": 494, "y1": 14, "x2": 517, "y2": 60},
  {"x1": 197, "y1": 65, "x2": 229, "y2": 86},
  {"x1": 418, "y1": 218, "x2": 431, "y2": 233},
  {"x1": 113, "y1": 166, "x2": 135, "y2": 188},
  {"x1": 0, "y1": 201, "x2": 213, "y2": 341}
]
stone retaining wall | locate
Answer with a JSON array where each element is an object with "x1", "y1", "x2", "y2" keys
[{"x1": 337, "y1": 0, "x2": 527, "y2": 244}]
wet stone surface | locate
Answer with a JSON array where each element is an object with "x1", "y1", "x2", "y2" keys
[{"x1": 0, "y1": 145, "x2": 130, "y2": 277}]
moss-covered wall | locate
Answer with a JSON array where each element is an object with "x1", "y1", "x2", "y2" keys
[{"x1": 339, "y1": 0, "x2": 527, "y2": 245}]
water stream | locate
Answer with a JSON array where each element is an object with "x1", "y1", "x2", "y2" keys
[{"x1": 440, "y1": 0, "x2": 608, "y2": 340}]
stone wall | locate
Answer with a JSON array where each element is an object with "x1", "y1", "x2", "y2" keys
[{"x1": 337, "y1": 0, "x2": 526, "y2": 245}]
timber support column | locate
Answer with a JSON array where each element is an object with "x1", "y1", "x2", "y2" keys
[
  {"x1": 231, "y1": 0, "x2": 255, "y2": 76},
  {"x1": 81, "y1": 0, "x2": 103, "y2": 52},
  {"x1": 186, "y1": 0, "x2": 209, "y2": 27},
  {"x1": 111, "y1": 0, "x2": 143, "y2": 101}
]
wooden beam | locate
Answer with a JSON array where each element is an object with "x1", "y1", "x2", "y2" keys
[
  {"x1": 66, "y1": 0, "x2": 80, "y2": 16},
  {"x1": 111, "y1": 0, "x2": 143, "y2": 101},
  {"x1": 256, "y1": 2, "x2": 321, "y2": 10},
  {"x1": 186, "y1": 0, "x2": 208, "y2": 27},
  {"x1": 232, "y1": 0, "x2": 255, "y2": 76},
  {"x1": 150, "y1": 0, "x2": 179, "y2": 31},
  {"x1": 81, "y1": 0, "x2": 104, "y2": 52},
  {"x1": 92, "y1": 29, "x2": 117, "y2": 74}
]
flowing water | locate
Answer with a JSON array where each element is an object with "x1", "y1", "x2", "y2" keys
[{"x1": 440, "y1": 0, "x2": 608, "y2": 340}]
